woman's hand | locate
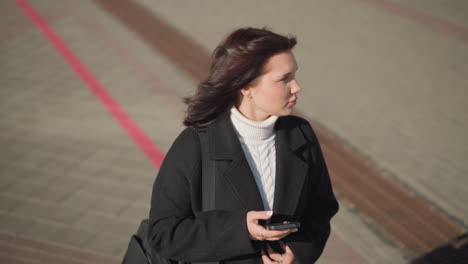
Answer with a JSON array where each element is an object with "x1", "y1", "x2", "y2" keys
[
  {"x1": 246, "y1": 211, "x2": 298, "y2": 241},
  {"x1": 261, "y1": 242, "x2": 296, "y2": 264}
]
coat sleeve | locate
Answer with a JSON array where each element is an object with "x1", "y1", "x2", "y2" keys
[
  {"x1": 285, "y1": 121, "x2": 339, "y2": 264},
  {"x1": 147, "y1": 128, "x2": 257, "y2": 262}
]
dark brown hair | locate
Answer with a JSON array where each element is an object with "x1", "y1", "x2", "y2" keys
[{"x1": 183, "y1": 27, "x2": 297, "y2": 127}]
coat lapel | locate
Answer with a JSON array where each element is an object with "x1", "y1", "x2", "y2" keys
[
  {"x1": 273, "y1": 118, "x2": 309, "y2": 217},
  {"x1": 207, "y1": 113, "x2": 309, "y2": 214},
  {"x1": 208, "y1": 113, "x2": 264, "y2": 211}
]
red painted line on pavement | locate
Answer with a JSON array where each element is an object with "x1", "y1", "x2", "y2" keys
[
  {"x1": 360, "y1": 0, "x2": 468, "y2": 43},
  {"x1": 16, "y1": 0, "x2": 165, "y2": 168},
  {"x1": 62, "y1": 0, "x2": 181, "y2": 101}
]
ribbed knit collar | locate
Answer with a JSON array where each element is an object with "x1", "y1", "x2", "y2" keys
[{"x1": 230, "y1": 106, "x2": 278, "y2": 141}]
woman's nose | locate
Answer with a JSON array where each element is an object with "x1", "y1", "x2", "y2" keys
[{"x1": 291, "y1": 80, "x2": 302, "y2": 94}]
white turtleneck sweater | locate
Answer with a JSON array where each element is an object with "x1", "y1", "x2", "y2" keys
[{"x1": 230, "y1": 106, "x2": 278, "y2": 211}]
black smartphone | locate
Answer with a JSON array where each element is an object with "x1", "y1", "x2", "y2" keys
[{"x1": 265, "y1": 222, "x2": 300, "y2": 230}]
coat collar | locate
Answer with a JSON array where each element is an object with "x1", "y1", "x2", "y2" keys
[
  {"x1": 206, "y1": 112, "x2": 310, "y2": 216},
  {"x1": 207, "y1": 111, "x2": 308, "y2": 160}
]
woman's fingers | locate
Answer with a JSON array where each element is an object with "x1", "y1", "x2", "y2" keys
[
  {"x1": 246, "y1": 211, "x2": 299, "y2": 241},
  {"x1": 262, "y1": 245, "x2": 282, "y2": 263},
  {"x1": 247, "y1": 211, "x2": 273, "y2": 222},
  {"x1": 264, "y1": 228, "x2": 299, "y2": 241},
  {"x1": 247, "y1": 211, "x2": 273, "y2": 240},
  {"x1": 255, "y1": 225, "x2": 298, "y2": 241},
  {"x1": 284, "y1": 243, "x2": 293, "y2": 254},
  {"x1": 261, "y1": 249, "x2": 273, "y2": 264},
  {"x1": 263, "y1": 243, "x2": 296, "y2": 264},
  {"x1": 257, "y1": 227, "x2": 291, "y2": 241},
  {"x1": 278, "y1": 240, "x2": 286, "y2": 249}
]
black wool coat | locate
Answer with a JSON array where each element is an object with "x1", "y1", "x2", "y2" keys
[{"x1": 148, "y1": 112, "x2": 339, "y2": 264}]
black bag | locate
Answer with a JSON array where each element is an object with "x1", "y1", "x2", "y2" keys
[
  {"x1": 122, "y1": 128, "x2": 216, "y2": 264},
  {"x1": 122, "y1": 219, "x2": 164, "y2": 264}
]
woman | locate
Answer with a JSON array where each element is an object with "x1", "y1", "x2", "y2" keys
[{"x1": 148, "y1": 27, "x2": 339, "y2": 264}]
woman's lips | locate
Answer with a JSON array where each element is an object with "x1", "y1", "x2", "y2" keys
[{"x1": 288, "y1": 99, "x2": 297, "y2": 106}]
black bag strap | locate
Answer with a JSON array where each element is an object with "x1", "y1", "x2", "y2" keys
[
  {"x1": 192, "y1": 127, "x2": 218, "y2": 264},
  {"x1": 193, "y1": 127, "x2": 216, "y2": 211}
]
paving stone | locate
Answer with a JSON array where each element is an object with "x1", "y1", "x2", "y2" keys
[
  {"x1": 89, "y1": 197, "x2": 130, "y2": 217},
  {"x1": 134, "y1": 188, "x2": 153, "y2": 206},
  {"x1": 0, "y1": 173, "x2": 21, "y2": 191},
  {"x1": 0, "y1": 194, "x2": 25, "y2": 213},
  {"x1": 33, "y1": 186, "x2": 75, "y2": 204},
  {"x1": 102, "y1": 183, "x2": 147, "y2": 202},
  {"x1": 48, "y1": 226, "x2": 96, "y2": 249},
  {"x1": 0, "y1": 212, "x2": 35, "y2": 235},
  {"x1": 0, "y1": 145, "x2": 27, "y2": 167},
  {"x1": 45, "y1": 205, "x2": 87, "y2": 226},
  {"x1": 91, "y1": 167, "x2": 132, "y2": 186},
  {"x1": 63, "y1": 164, "x2": 103, "y2": 182},
  {"x1": 4, "y1": 181, "x2": 46, "y2": 200},
  {"x1": 0, "y1": 164, "x2": 39, "y2": 182},
  {"x1": 106, "y1": 217, "x2": 140, "y2": 239},
  {"x1": 72, "y1": 212, "x2": 114, "y2": 234},
  {"x1": 11, "y1": 199, "x2": 59, "y2": 220},
  {"x1": 126, "y1": 174, "x2": 156, "y2": 188},
  {"x1": 83, "y1": 232, "x2": 129, "y2": 259},
  {"x1": 7, "y1": 153, "x2": 54, "y2": 172},
  {"x1": 75, "y1": 180, "x2": 116, "y2": 197},
  {"x1": 18, "y1": 219, "x2": 67, "y2": 241},
  {"x1": 118, "y1": 202, "x2": 149, "y2": 221},
  {"x1": 61, "y1": 190, "x2": 100, "y2": 212},
  {"x1": 45, "y1": 175, "x2": 88, "y2": 194}
]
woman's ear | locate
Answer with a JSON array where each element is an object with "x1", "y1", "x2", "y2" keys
[
  {"x1": 240, "y1": 86, "x2": 256, "y2": 103},
  {"x1": 240, "y1": 87, "x2": 251, "y2": 97}
]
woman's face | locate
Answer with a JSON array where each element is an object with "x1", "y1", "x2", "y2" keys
[{"x1": 241, "y1": 51, "x2": 301, "y2": 120}]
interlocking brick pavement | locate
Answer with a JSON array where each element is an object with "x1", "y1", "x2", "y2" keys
[{"x1": 0, "y1": 0, "x2": 161, "y2": 259}]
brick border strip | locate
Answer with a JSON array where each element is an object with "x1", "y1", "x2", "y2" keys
[
  {"x1": 94, "y1": 0, "x2": 466, "y2": 262},
  {"x1": 94, "y1": 0, "x2": 211, "y2": 82},
  {"x1": 0, "y1": 233, "x2": 119, "y2": 264},
  {"x1": 309, "y1": 120, "x2": 464, "y2": 258}
]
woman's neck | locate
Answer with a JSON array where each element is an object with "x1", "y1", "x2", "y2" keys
[
  {"x1": 230, "y1": 106, "x2": 278, "y2": 141},
  {"x1": 236, "y1": 102, "x2": 271, "y2": 121}
]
